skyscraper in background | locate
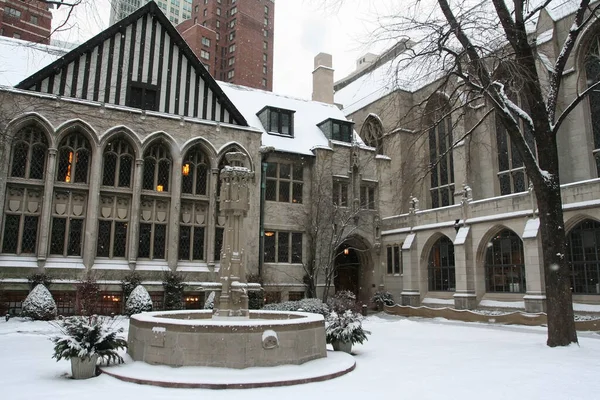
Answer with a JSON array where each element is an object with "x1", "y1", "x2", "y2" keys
[{"x1": 0, "y1": 0, "x2": 52, "y2": 44}]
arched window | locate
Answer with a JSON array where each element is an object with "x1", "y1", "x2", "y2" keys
[
  {"x1": 179, "y1": 145, "x2": 210, "y2": 261},
  {"x1": 102, "y1": 138, "x2": 134, "y2": 188},
  {"x1": 566, "y1": 219, "x2": 600, "y2": 294},
  {"x1": 181, "y1": 146, "x2": 209, "y2": 196},
  {"x1": 360, "y1": 116, "x2": 384, "y2": 155},
  {"x1": 50, "y1": 133, "x2": 91, "y2": 257},
  {"x1": 428, "y1": 236, "x2": 455, "y2": 291},
  {"x1": 426, "y1": 96, "x2": 454, "y2": 208},
  {"x1": 10, "y1": 126, "x2": 48, "y2": 180},
  {"x1": 56, "y1": 133, "x2": 91, "y2": 184},
  {"x1": 495, "y1": 95, "x2": 535, "y2": 195},
  {"x1": 585, "y1": 36, "x2": 600, "y2": 175},
  {"x1": 1, "y1": 125, "x2": 48, "y2": 255},
  {"x1": 485, "y1": 229, "x2": 526, "y2": 293},
  {"x1": 142, "y1": 142, "x2": 171, "y2": 192}
]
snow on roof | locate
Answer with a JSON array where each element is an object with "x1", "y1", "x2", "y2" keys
[
  {"x1": 220, "y1": 82, "x2": 360, "y2": 156},
  {"x1": 0, "y1": 36, "x2": 67, "y2": 87},
  {"x1": 544, "y1": 0, "x2": 581, "y2": 21}
]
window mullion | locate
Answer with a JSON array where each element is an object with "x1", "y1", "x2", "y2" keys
[
  {"x1": 109, "y1": 219, "x2": 116, "y2": 259},
  {"x1": 17, "y1": 214, "x2": 25, "y2": 255}
]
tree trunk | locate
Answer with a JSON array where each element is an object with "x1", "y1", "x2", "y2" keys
[{"x1": 534, "y1": 136, "x2": 578, "y2": 347}]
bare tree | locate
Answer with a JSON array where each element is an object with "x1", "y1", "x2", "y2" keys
[{"x1": 333, "y1": 0, "x2": 600, "y2": 346}]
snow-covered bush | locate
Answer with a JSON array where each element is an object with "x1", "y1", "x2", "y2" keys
[
  {"x1": 328, "y1": 290, "x2": 359, "y2": 314},
  {"x1": 124, "y1": 285, "x2": 153, "y2": 316},
  {"x1": 262, "y1": 298, "x2": 328, "y2": 316},
  {"x1": 121, "y1": 272, "x2": 142, "y2": 302},
  {"x1": 204, "y1": 291, "x2": 215, "y2": 309},
  {"x1": 22, "y1": 284, "x2": 57, "y2": 321},
  {"x1": 371, "y1": 291, "x2": 395, "y2": 307},
  {"x1": 51, "y1": 315, "x2": 128, "y2": 364},
  {"x1": 325, "y1": 310, "x2": 370, "y2": 345}
]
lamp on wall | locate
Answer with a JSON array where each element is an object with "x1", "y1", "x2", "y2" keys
[
  {"x1": 343, "y1": 248, "x2": 349, "y2": 255},
  {"x1": 182, "y1": 163, "x2": 190, "y2": 176},
  {"x1": 265, "y1": 231, "x2": 275, "y2": 237}
]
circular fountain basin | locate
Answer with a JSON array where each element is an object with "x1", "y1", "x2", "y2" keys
[{"x1": 127, "y1": 310, "x2": 327, "y2": 369}]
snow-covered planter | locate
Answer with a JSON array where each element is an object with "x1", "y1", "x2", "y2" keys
[
  {"x1": 262, "y1": 298, "x2": 329, "y2": 316},
  {"x1": 325, "y1": 310, "x2": 370, "y2": 353},
  {"x1": 328, "y1": 290, "x2": 360, "y2": 314},
  {"x1": 124, "y1": 285, "x2": 153, "y2": 316},
  {"x1": 51, "y1": 315, "x2": 128, "y2": 379},
  {"x1": 371, "y1": 291, "x2": 395, "y2": 310},
  {"x1": 22, "y1": 284, "x2": 57, "y2": 321}
]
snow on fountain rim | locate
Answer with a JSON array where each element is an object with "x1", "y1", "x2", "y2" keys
[{"x1": 131, "y1": 309, "x2": 324, "y2": 327}]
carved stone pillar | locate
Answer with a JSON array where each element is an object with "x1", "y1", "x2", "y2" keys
[
  {"x1": 523, "y1": 219, "x2": 546, "y2": 313},
  {"x1": 168, "y1": 158, "x2": 182, "y2": 271},
  {"x1": 206, "y1": 168, "x2": 219, "y2": 266},
  {"x1": 128, "y1": 159, "x2": 144, "y2": 270},
  {"x1": 82, "y1": 150, "x2": 103, "y2": 269},
  {"x1": 453, "y1": 226, "x2": 477, "y2": 310},
  {"x1": 214, "y1": 153, "x2": 251, "y2": 318},
  {"x1": 36, "y1": 148, "x2": 57, "y2": 266},
  {"x1": 400, "y1": 233, "x2": 421, "y2": 306}
]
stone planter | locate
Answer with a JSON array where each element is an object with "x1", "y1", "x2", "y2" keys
[
  {"x1": 70, "y1": 354, "x2": 98, "y2": 379},
  {"x1": 332, "y1": 340, "x2": 352, "y2": 354}
]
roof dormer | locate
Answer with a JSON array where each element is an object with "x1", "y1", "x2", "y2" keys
[
  {"x1": 257, "y1": 106, "x2": 296, "y2": 137},
  {"x1": 318, "y1": 118, "x2": 354, "y2": 143}
]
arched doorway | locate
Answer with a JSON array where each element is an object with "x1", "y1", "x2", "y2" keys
[{"x1": 334, "y1": 236, "x2": 372, "y2": 303}]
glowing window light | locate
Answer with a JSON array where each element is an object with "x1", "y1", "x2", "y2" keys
[
  {"x1": 65, "y1": 151, "x2": 73, "y2": 182},
  {"x1": 156, "y1": 184, "x2": 164, "y2": 192},
  {"x1": 182, "y1": 163, "x2": 190, "y2": 176}
]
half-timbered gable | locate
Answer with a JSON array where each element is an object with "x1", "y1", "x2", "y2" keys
[{"x1": 15, "y1": 2, "x2": 246, "y2": 126}]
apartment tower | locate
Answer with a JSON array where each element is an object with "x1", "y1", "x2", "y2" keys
[{"x1": 0, "y1": 0, "x2": 52, "y2": 44}]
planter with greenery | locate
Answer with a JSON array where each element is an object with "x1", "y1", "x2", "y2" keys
[
  {"x1": 325, "y1": 310, "x2": 370, "y2": 354},
  {"x1": 371, "y1": 291, "x2": 395, "y2": 311},
  {"x1": 51, "y1": 315, "x2": 128, "y2": 379}
]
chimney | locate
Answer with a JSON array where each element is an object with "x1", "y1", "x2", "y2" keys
[{"x1": 312, "y1": 53, "x2": 334, "y2": 104}]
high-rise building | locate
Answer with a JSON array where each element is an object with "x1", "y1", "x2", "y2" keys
[
  {"x1": 111, "y1": 1, "x2": 274, "y2": 91},
  {"x1": 179, "y1": 0, "x2": 275, "y2": 91},
  {"x1": 0, "y1": 0, "x2": 52, "y2": 44},
  {"x1": 110, "y1": 0, "x2": 194, "y2": 26}
]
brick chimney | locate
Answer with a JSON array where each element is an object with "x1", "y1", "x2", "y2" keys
[{"x1": 312, "y1": 53, "x2": 334, "y2": 104}]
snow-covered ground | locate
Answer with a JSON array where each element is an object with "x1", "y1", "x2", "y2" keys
[{"x1": 1, "y1": 314, "x2": 599, "y2": 400}]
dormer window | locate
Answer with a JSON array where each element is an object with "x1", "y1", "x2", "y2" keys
[
  {"x1": 257, "y1": 107, "x2": 295, "y2": 137},
  {"x1": 318, "y1": 118, "x2": 354, "y2": 143}
]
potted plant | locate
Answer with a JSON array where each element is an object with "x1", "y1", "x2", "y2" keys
[
  {"x1": 325, "y1": 310, "x2": 370, "y2": 354},
  {"x1": 50, "y1": 315, "x2": 128, "y2": 379},
  {"x1": 371, "y1": 291, "x2": 395, "y2": 311}
]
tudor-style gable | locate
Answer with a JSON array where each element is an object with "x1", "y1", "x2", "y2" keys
[{"x1": 15, "y1": 1, "x2": 247, "y2": 126}]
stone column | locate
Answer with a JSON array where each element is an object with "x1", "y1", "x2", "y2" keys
[
  {"x1": 453, "y1": 226, "x2": 477, "y2": 309},
  {"x1": 83, "y1": 150, "x2": 103, "y2": 269},
  {"x1": 167, "y1": 158, "x2": 182, "y2": 271},
  {"x1": 214, "y1": 153, "x2": 252, "y2": 318},
  {"x1": 206, "y1": 168, "x2": 219, "y2": 266},
  {"x1": 400, "y1": 232, "x2": 421, "y2": 306},
  {"x1": 36, "y1": 148, "x2": 57, "y2": 267},
  {"x1": 523, "y1": 226, "x2": 546, "y2": 313},
  {"x1": 128, "y1": 159, "x2": 144, "y2": 270}
]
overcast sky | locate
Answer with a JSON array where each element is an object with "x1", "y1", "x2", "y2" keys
[{"x1": 51, "y1": 0, "x2": 396, "y2": 100}]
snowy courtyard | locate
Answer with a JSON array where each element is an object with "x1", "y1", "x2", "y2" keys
[{"x1": 1, "y1": 314, "x2": 599, "y2": 400}]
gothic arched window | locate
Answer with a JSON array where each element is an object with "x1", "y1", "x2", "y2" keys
[
  {"x1": 428, "y1": 236, "x2": 455, "y2": 291},
  {"x1": 360, "y1": 115, "x2": 384, "y2": 155},
  {"x1": 426, "y1": 96, "x2": 454, "y2": 208},
  {"x1": 56, "y1": 133, "x2": 91, "y2": 184},
  {"x1": 10, "y1": 126, "x2": 48, "y2": 180},
  {"x1": 102, "y1": 138, "x2": 134, "y2": 188},
  {"x1": 585, "y1": 36, "x2": 600, "y2": 175},
  {"x1": 566, "y1": 219, "x2": 600, "y2": 294},
  {"x1": 142, "y1": 142, "x2": 172, "y2": 192},
  {"x1": 485, "y1": 229, "x2": 526, "y2": 293}
]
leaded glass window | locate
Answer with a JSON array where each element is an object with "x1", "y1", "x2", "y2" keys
[
  {"x1": 10, "y1": 126, "x2": 48, "y2": 180},
  {"x1": 566, "y1": 219, "x2": 600, "y2": 294},
  {"x1": 49, "y1": 191, "x2": 87, "y2": 257},
  {"x1": 387, "y1": 244, "x2": 401, "y2": 275},
  {"x1": 485, "y1": 229, "x2": 526, "y2": 293},
  {"x1": 56, "y1": 133, "x2": 91, "y2": 184},
  {"x1": 96, "y1": 196, "x2": 130, "y2": 258},
  {"x1": 179, "y1": 202, "x2": 207, "y2": 261},
  {"x1": 360, "y1": 185, "x2": 376, "y2": 210},
  {"x1": 495, "y1": 95, "x2": 536, "y2": 195},
  {"x1": 102, "y1": 138, "x2": 134, "y2": 188},
  {"x1": 264, "y1": 162, "x2": 303, "y2": 203},
  {"x1": 333, "y1": 180, "x2": 348, "y2": 207},
  {"x1": 263, "y1": 230, "x2": 302, "y2": 263},
  {"x1": 181, "y1": 146, "x2": 209, "y2": 196},
  {"x1": 1, "y1": 187, "x2": 42, "y2": 255},
  {"x1": 428, "y1": 236, "x2": 455, "y2": 291},
  {"x1": 585, "y1": 36, "x2": 600, "y2": 175},
  {"x1": 138, "y1": 197, "x2": 169, "y2": 260},
  {"x1": 142, "y1": 142, "x2": 171, "y2": 192},
  {"x1": 427, "y1": 98, "x2": 455, "y2": 208}
]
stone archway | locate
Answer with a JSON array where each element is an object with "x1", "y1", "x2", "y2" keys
[{"x1": 334, "y1": 236, "x2": 373, "y2": 304}]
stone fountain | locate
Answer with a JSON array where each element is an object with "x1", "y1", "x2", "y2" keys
[{"x1": 126, "y1": 154, "x2": 327, "y2": 369}]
